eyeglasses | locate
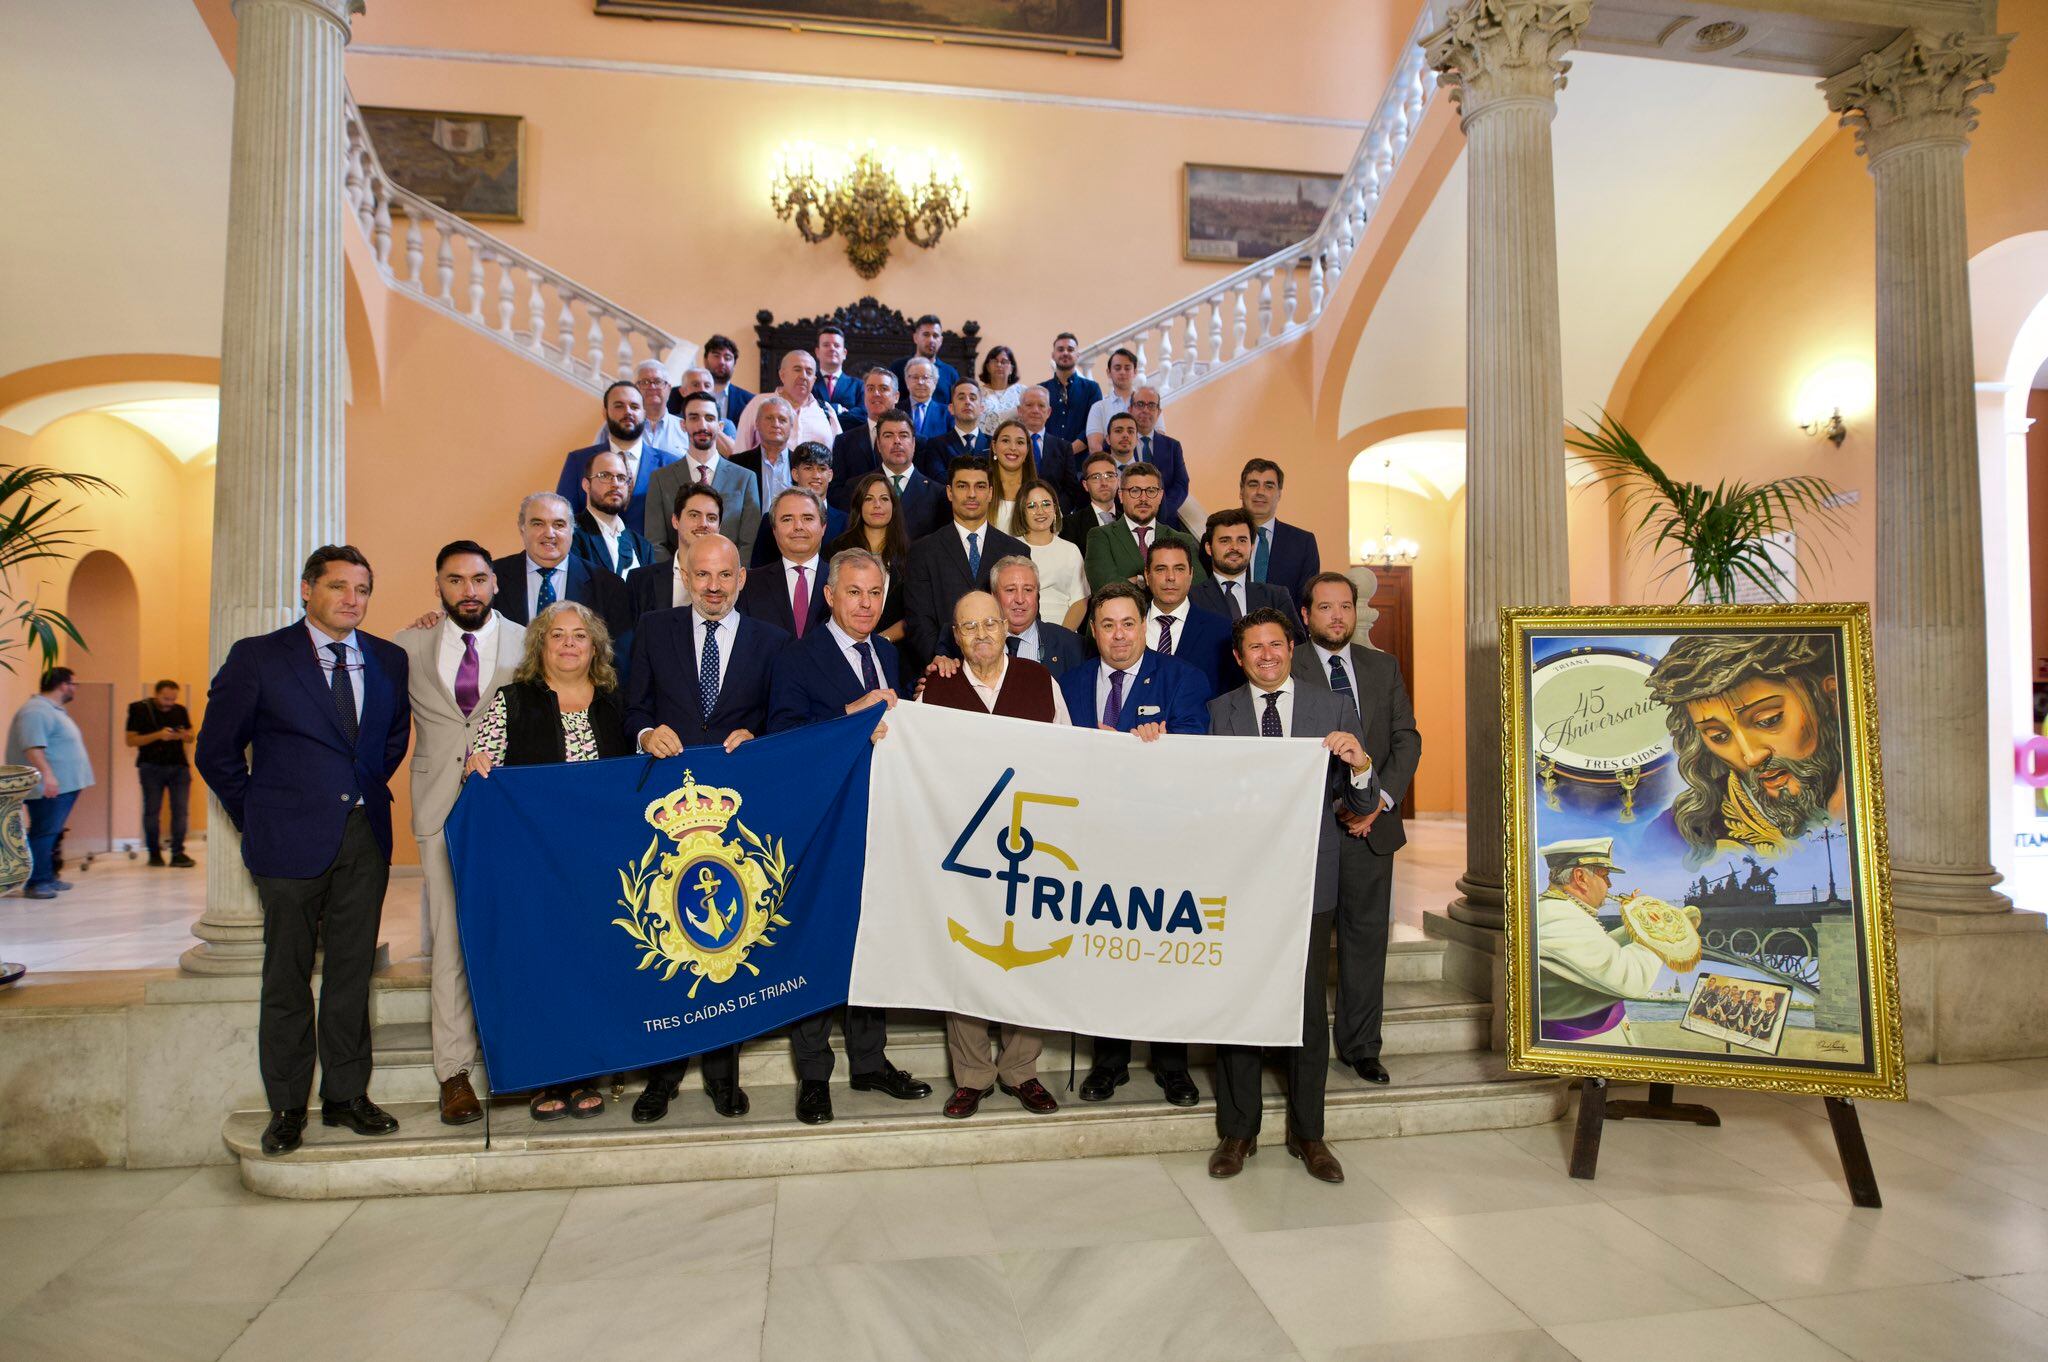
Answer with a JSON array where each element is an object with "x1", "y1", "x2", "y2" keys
[
  {"x1": 588, "y1": 472, "x2": 631, "y2": 485},
  {"x1": 1083, "y1": 471, "x2": 1119, "y2": 484},
  {"x1": 957, "y1": 618, "x2": 1004, "y2": 635}
]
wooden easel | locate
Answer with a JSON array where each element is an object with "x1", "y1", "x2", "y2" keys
[{"x1": 1568, "y1": 1077, "x2": 1882, "y2": 1208}]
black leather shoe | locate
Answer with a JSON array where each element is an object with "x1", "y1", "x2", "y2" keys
[
  {"x1": 849, "y1": 1065, "x2": 932, "y2": 1100},
  {"x1": 170, "y1": 854, "x2": 197, "y2": 869},
  {"x1": 796, "y1": 1079, "x2": 833, "y2": 1125},
  {"x1": 706, "y1": 1079, "x2": 749, "y2": 1118},
  {"x1": 1157, "y1": 1070, "x2": 1200, "y2": 1107},
  {"x1": 1078, "y1": 1066, "x2": 1128, "y2": 1102},
  {"x1": 632, "y1": 1077, "x2": 677, "y2": 1124},
  {"x1": 1351, "y1": 1057, "x2": 1390, "y2": 1085},
  {"x1": 320, "y1": 1095, "x2": 399, "y2": 1136},
  {"x1": 260, "y1": 1108, "x2": 306, "y2": 1156},
  {"x1": 146, "y1": 852, "x2": 165, "y2": 868}
]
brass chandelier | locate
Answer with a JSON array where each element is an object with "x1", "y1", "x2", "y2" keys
[{"x1": 769, "y1": 141, "x2": 970, "y2": 280}]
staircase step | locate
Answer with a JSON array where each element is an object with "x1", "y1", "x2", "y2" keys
[
  {"x1": 361, "y1": 980, "x2": 1490, "y2": 1104},
  {"x1": 231, "y1": 1048, "x2": 1567, "y2": 1200}
]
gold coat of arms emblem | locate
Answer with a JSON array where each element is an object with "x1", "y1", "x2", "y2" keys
[{"x1": 613, "y1": 771, "x2": 790, "y2": 997}]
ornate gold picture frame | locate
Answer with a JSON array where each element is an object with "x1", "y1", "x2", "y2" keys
[{"x1": 1501, "y1": 603, "x2": 1905, "y2": 1101}]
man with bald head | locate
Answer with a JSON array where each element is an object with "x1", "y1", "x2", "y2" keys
[
  {"x1": 624, "y1": 531, "x2": 787, "y2": 1123},
  {"x1": 917, "y1": 590, "x2": 1065, "y2": 1119},
  {"x1": 737, "y1": 349, "x2": 843, "y2": 453}
]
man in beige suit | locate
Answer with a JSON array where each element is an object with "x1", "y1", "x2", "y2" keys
[{"x1": 396, "y1": 541, "x2": 524, "y2": 1124}]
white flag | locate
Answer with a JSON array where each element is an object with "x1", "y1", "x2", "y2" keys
[{"x1": 850, "y1": 702, "x2": 1327, "y2": 1046}]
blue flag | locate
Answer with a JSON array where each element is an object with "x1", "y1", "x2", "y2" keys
[{"x1": 445, "y1": 709, "x2": 881, "y2": 1093}]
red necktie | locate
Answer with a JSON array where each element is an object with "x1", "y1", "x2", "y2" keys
[
  {"x1": 790, "y1": 565, "x2": 810, "y2": 638},
  {"x1": 1135, "y1": 525, "x2": 1151, "y2": 556}
]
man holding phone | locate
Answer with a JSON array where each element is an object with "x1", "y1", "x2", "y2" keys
[{"x1": 126, "y1": 679, "x2": 195, "y2": 868}]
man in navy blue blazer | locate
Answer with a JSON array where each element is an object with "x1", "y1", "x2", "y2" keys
[
  {"x1": 491, "y1": 493, "x2": 632, "y2": 638},
  {"x1": 195, "y1": 546, "x2": 412, "y2": 1157},
  {"x1": 1041, "y1": 332, "x2": 1103, "y2": 462},
  {"x1": 1141, "y1": 539, "x2": 1236, "y2": 701},
  {"x1": 889, "y1": 314, "x2": 959, "y2": 405},
  {"x1": 702, "y1": 333, "x2": 754, "y2": 425},
  {"x1": 764, "y1": 547, "x2": 934, "y2": 1124},
  {"x1": 915, "y1": 380, "x2": 990, "y2": 480},
  {"x1": 1129, "y1": 388, "x2": 1191, "y2": 526},
  {"x1": 1241, "y1": 458, "x2": 1323, "y2": 606},
  {"x1": 570, "y1": 450, "x2": 658, "y2": 579},
  {"x1": 737, "y1": 488, "x2": 832, "y2": 636},
  {"x1": 900, "y1": 457, "x2": 1028, "y2": 681},
  {"x1": 1055, "y1": 582, "x2": 1210, "y2": 1107},
  {"x1": 992, "y1": 555, "x2": 1085, "y2": 678},
  {"x1": 554, "y1": 381, "x2": 677, "y2": 530},
  {"x1": 812, "y1": 325, "x2": 864, "y2": 424},
  {"x1": 827, "y1": 368, "x2": 901, "y2": 506},
  {"x1": 900, "y1": 358, "x2": 953, "y2": 448},
  {"x1": 750, "y1": 443, "x2": 846, "y2": 567},
  {"x1": 624, "y1": 534, "x2": 787, "y2": 1124},
  {"x1": 871, "y1": 413, "x2": 949, "y2": 540}
]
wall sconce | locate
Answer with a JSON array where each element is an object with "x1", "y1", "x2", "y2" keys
[
  {"x1": 1800, "y1": 408, "x2": 1848, "y2": 446},
  {"x1": 769, "y1": 141, "x2": 970, "y2": 280}
]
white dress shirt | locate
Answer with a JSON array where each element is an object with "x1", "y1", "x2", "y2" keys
[
  {"x1": 949, "y1": 657, "x2": 1073, "y2": 725},
  {"x1": 757, "y1": 447, "x2": 795, "y2": 508},
  {"x1": 1085, "y1": 391, "x2": 1165, "y2": 441},
  {"x1": 603, "y1": 437, "x2": 644, "y2": 489},
  {"x1": 307, "y1": 620, "x2": 363, "y2": 719},
  {"x1": 953, "y1": 519, "x2": 991, "y2": 563},
  {"x1": 525, "y1": 556, "x2": 570, "y2": 620},
  {"x1": 1247, "y1": 678, "x2": 1376, "y2": 789},
  {"x1": 782, "y1": 555, "x2": 821, "y2": 618},
  {"x1": 1124, "y1": 515, "x2": 1163, "y2": 555},
  {"x1": 825, "y1": 618, "x2": 884, "y2": 688},
  {"x1": 436, "y1": 612, "x2": 502, "y2": 703},
  {"x1": 585, "y1": 506, "x2": 636, "y2": 572},
  {"x1": 1145, "y1": 599, "x2": 1192, "y2": 654}
]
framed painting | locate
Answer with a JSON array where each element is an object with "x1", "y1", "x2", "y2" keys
[
  {"x1": 1501, "y1": 603, "x2": 1905, "y2": 1101},
  {"x1": 1183, "y1": 163, "x2": 1342, "y2": 264},
  {"x1": 357, "y1": 106, "x2": 525, "y2": 222},
  {"x1": 593, "y1": 0, "x2": 1122, "y2": 58}
]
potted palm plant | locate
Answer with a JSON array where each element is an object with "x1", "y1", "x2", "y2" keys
[
  {"x1": 0, "y1": 463, "x2": 120, "y2": 986},
  {"x1": 1566, "y1": 411, "x2": 1847, "y2": 604}
]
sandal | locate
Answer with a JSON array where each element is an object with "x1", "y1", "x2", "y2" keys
[
  {"x1": 568, "y1": 1086, "x2": 605, "y2": 1119},
  {"x1": 529, "y1": 1088, "x2": 570, "y2": 1122}
]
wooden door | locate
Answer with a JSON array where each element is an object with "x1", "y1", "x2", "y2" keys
[{"x1": 1364, "y1": 565, "x2": 1416, "y2": 820}]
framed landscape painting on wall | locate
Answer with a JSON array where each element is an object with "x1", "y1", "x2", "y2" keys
[
  {"x1": 357, "y1": 106, "x2": 525, "y2": 222},
  {"x1": 1499, "y1": 603, "x2": 1906, "y2": 1101},
  {"x1": 593, "y1": 0, "x2": 1123, "y2": 58},
  {"x1": 1183, "y1": 164, "x2": 1342, "y2": 264}
]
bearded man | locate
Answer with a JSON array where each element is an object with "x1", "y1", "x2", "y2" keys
[{"x1": 1644, "y1": 634, "x2": 1847, "y2": 867}]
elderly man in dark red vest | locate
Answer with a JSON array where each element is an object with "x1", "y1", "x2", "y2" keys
[{"x1": 918, "y1": 590, "x2": 1067, "y2": 1119}]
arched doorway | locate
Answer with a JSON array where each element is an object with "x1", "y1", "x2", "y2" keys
[
  {"x1": 63, "y1": 550, "x2": 142, "y2": 859},
  {"x1": 1970, "y1": 231, "x2": 2048, "y2": 908}
]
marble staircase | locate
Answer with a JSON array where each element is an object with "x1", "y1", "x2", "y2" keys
[{"x1": 225, "y1": 938, "x2": 1567, "y2": 1199}]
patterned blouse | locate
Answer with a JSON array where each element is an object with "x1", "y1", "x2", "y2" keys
[
  {"x1": 977, "y1": 382, "x2": 1026, "y2": 435},
  {"x1": 469, "y1": 688, "x2": 605, "y2": 766}
]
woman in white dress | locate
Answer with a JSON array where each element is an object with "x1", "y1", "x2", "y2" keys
[
  {"x1": 1017, "y1": 483, "x2": 1090, "y2": 629},
  {"x1": 976, "y1": 345, "x2": 1025, "y2": 435}
]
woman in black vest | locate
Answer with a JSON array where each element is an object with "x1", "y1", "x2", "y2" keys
[{"x1": 463, "y1": 600, "x2": 631, "y2": 1121}]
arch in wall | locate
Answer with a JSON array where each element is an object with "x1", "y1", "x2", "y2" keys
[
  {"x1": 1970, "y1": 230, "x2": 2048, "y2": 906},
  {"x1": 63, "y1": 550, "x2": 144, "y2": 856}
]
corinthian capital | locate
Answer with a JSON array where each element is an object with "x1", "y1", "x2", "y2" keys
[
  {"x1": 1821, "y1": 29, "x2": 2013, "y2": 163},
  {"x1": 1423, "y1": 0, "x2": 1590, "y2": 119}
]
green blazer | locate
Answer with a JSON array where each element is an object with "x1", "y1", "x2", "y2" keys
[{"x1": 1083, "y1": 519, "x2": 1209, "y2": 591}]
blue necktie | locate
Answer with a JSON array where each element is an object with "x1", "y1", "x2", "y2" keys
[
  {"x1": 699, "y1": 619, "x2": 721, "y2": 722},
  {"x1": 1252, "y1": 527, "x2": 1271, "y2": 584},
  {"x1": 1103, "y1": 669, "x2": 1125, "y2": 728},
  {"x1": 616, "y1": 533, "x2": 635, "y2": 573},
  {"x1": 967, "y1": 530, "x2": 981, "y2": 579},
  {"x1": 1006, "y1": 636, "x2": 1021, "y2": 659},
  {"x1": 855, "y1": 640, "x2": 881, "y2": 692},
  {"x1": 1329, "y1": 653, "x2": 1354, "y2": 698},
  {"x1": 536, "y1": 567, "x2": 557, "y2": 610},
  {"x1": 326, "y1": 642, "x2": 358, "y2": 744},
  {"x1": 1030, "y1": 434, "x2": 1042, "y2": 466}
]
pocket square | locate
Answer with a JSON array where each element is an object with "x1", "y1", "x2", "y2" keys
[{"x1": 1138, "y1": 704, "x2": 1161, "y2": 716}]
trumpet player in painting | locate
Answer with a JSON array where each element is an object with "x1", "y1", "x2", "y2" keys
[{"x1": 1535, "y1": 837, "x2": 1700, "y2": 1045}]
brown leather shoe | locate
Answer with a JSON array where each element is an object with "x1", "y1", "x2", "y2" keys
[
  {"x1": 1001, "y1": 1078, "x2": 1059, "y2": 1114},
  {"x1": 943, "y1": 1085, "x2": 994, "y2": 1119},
  {"x1": 439, "y1": 1072, "x2": 483, "y2": 1126},
  {"x1": 1285, "y1": 1129, "x2": 1344, "y2": 1183},
  {"x1": 1207, "y1": 1136, "x2": 1257, "y2": 1178}
]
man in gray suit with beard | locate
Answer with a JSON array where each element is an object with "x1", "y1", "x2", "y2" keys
[
  {"x1": 1206, "y1": 606, "x2": 1379, "y2": 1187},
  {"x1": 1292, "y1": 570, "x2": 1421, "y2": 1088},
  {"x1": 646, "y1": 390, "x2": 763, "y2": 564},
  {"x1": 395, "y1": 542, "x2": 525, "y2": 1126}
]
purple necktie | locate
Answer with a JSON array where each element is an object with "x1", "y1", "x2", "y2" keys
[
  {"x1": 1156, "y1": 614, "x2": 1176, "y2": 655},
  {"x1": 455, "y1": 632, "x2": 481, "y2": 716},
  {"x1": 1104, "y1": 669, "x2": 1126, "y2": 728}
]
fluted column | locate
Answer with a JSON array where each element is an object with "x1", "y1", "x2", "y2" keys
[
  {"x1": 1425, "y1": 0, "x2": 1586, "y2": 930},
  {"x1": 1823, "y1": 30, "x2": 2013, "y2": 918},
  {"x1": 184, "y1": 0, "x2": 362, "y2": 974}
]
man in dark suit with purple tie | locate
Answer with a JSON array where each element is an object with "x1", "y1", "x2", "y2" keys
[
  {"x1": 765, "y1": 547, "x2": 933, "y2": 1124},
  {"x1": 195, "y1": 546, "x2": 413, "y2": 1158},
  {"x1": 737, "y1": 488, "x2": 831, "y2": 636},
  {"x1": 625, "y1": 534, "x2": 789, "y2": 1124}
]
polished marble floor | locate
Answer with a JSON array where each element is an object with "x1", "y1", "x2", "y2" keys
[
  {"x1": 0, "y1": 817, "x2": 1461, "y2": 976},
  {"x1": 7, "y1": 1059, "x2": 2048, "y2": 1361}
]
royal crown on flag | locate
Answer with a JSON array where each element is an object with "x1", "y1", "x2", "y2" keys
[{"x1": 645, "y1": 770, "x2": 742, "y2": 839}]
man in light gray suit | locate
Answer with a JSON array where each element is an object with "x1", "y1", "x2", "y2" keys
[
  {"x1": 396, "y1": 541, "x2": 524, "y2": 1126},
  {"x1": 1206, "y1": 606, "x2": 1379, "y2": 1187},
  {"x1": 1292, "y1": 570, "x2": 1421, "y2": 1087},
  {"x1": 647, "y1": 390, "x2": 761, "y2": 564}
]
